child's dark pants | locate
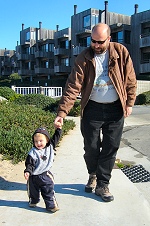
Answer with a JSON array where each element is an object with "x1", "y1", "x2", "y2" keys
[{"x1": 27, "y1": 171, "x2": 57, "y2": 209}]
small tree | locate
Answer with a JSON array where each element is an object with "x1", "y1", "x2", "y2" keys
[{"x1": 9, "y1": 73, "x2": 21, "y2": 81}]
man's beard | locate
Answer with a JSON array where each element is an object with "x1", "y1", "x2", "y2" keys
[{"x1": 92, "y1": 46, "x2": 107, "y2": 54}]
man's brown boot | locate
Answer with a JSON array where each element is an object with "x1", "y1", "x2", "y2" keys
[
  {"x1": 95, "y1": 183, "x2": 114, "y2": 202},
  {"x1": 85, "y1": 173, "x2": 97, "y2": 193}
]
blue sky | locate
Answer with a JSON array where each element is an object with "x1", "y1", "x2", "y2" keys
[{"x1": 0, "y1": 0, "x2": 149, "y2": 50}]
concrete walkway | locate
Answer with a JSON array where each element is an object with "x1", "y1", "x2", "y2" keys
[{"x1": 0, "y1": 113, "x2": 150, "y2": 226}]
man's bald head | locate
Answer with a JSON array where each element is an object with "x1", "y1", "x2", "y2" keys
[
  {"x1": 91, "y1": 23, "x2": 111, "y2": 54},
  {"x1": 92, "y1": 23, "x2": 111, "y2": 37}
]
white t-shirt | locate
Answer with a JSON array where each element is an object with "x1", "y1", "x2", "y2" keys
[{"x1": 90, "y1": 51, "x2": 119, "y2": 103}]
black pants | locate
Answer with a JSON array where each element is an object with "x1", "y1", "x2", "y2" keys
[
  {"x1": 81, "y1": 99, "x2": 124, "y2": 185},
  {"x1": 27, "y1": 171, "x2": 58, "y2": 209}
]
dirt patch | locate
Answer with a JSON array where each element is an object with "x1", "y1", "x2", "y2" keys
[{"x1": 0, "y1": 154, "x2": 25, "y2": 187}]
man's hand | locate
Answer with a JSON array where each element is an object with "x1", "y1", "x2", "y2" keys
[
  {"x1": 125, "y1": 106, "x2": 132, "y2": 117},
  {"x1": 54, "y1": 116, "x2": 63, "y2": 129}
]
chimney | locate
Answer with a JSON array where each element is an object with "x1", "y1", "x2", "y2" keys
[
  {"x1": 22, "y1": 23, "x2": 24, "y2": 30},
  {"x1": 56, "y1": 25, "x2": 59, "y2": 32},
  {"x1": 104, "y1": 1, "x2": 108, "y2": 24},
  {"x1": 74, "y1": 5, "x2": 77, "y2": 15},
  {"x1": 134, "y1": 4, "x2": 138, "y2": 14},
  {"x1": 39, "y1": 21, "x2": 42, "y2": 29}
]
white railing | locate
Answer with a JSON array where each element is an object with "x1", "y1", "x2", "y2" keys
[
  {"x1": 11, "y1": 86, "x2": 62, "y2": 98},
  {"x1": 137, "y1": 80, "x2": 150, "y2": 95}
]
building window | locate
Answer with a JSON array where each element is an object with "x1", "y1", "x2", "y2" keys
[
  {"x1": 49, "y1": 59, "x2": 54, "y2": 68},
  {"x1": 61, "y1": 58, "x2": 69, "y2": 66},
  {"x1": 46, "y1": 61, "x2": 48, "y2": 68},
  {"x1": 65, "y1": 40, "x2": 69, "y2": 49},
  {"x1": 111, "y1": 33, "x2": 117, "y2": 42},
  {"x1": 59, "y1": 40, "x2": 69, "y2": 49},
  {"x1": 111, "y1": 31, "x2": 123, "y2": 43},
  {"x1": 118, "y1": 31, "x2": 123, "y2": 43},
  {"x1": 91, "y1": 15, "x2": 99, "y2": 27},
  {"x1": 24, "y1": 47, "x2": 30, "y2": 54},
  {"x1": 31, "y1": 31, "x2": 35, "y2": 40},
  {"x1": 79, "y1": 37, "x2": 90, "y2": 47},
  {"x1": 30, "y1": 46, "x2": 36, "y2": 54},
  {"x1": 124, "y1": 30, "x2": 131, "y2": 44},
  {"x1": 83, "y1": 15, "x2": 90, "y2": 28},
  {"x1": 41, "y1": 44, "x2": 48, "y2": 52},
  {"x1": 141, "y1": 22, "x2": 150, "y2": 36},
  {"x1": 87, "y1": 37, "x2": 91, "y2": 47},
  {"x1": 26, "y1": 32, "x2": 30, "y2": 41},
  {"x1": 31, "y1": 62, "x2": 35, "y2": 70},
  {"x1": 46, "y1": 44, "x2": 48, "y2": 52},
  {"x1": 141, "y1": 50, "x2": 150, "y2": 63},
  {"x1": 49, "y1": 43, "x2": 54, "y2": 52},
  {"x1": 25, "y1": 62, "x2": 29, "y2": 69}
]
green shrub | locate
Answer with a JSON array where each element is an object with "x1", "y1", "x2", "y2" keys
[
  {"x1": 69, "y1": 100, "x2": 81, "y2": 116},
  {"x1": 136, "y1": 91, "x2": 150, "y2": 105},
  {"x1": 0, "y1": 87, "x2": 80, "y2": 164},
  {"x1": 13, "y1": 94, "x2": 81, "y2": 116},
  {"x1": 0, "y1": 86, "x2": 16, "y2": 100},
  {"x1": 9, "y1": 73, "x2": 21, "y2": 80},
  {"x1": 47, "y1": 98, "x2": 81, "y2": 117},
  {"x1": 13, "y1": 94, "x2": 56, "y2": 110},
  {"x1": 9, "y1": 93, "x2": 23, "y2": 101},
  {"x1": 0, "y1": 101, "x2": 75, "y2": 163}
]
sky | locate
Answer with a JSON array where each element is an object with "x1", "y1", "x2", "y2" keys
[{"x1": 0, "y1": 0, "x2": 149, "y2": 50}]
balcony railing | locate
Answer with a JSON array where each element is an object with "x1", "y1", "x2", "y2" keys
[
  {"x1": 73, "y1": 46, "x2": 87, "y2": 56},
  {"x1": 140, "y1": 60, "x2": 150, "y2": 74},
  {"x1": 35, "y1": 51, "x2": 54, "y2": 58},
  {"x1": 11, "y1": 86, "x2": 62, "y2": 98},
  {"x1": 54, "y1": 48, "x2": 70, "y2": 56},
  {"x1": 34, "y1": 67, "x2": 54, "y2": 74},
  {"x1": 54, "y1": 65, "x2": 71, "y2": 73},
  {"x1": 18, "y1": 69, "x2": 35, "y2": 75},
  {"x1": 140, "y1": 35, "x2": 150, "y2": 48},
  {"x1": 18, "y1": 54, "x2": 35, "y2": 61}
]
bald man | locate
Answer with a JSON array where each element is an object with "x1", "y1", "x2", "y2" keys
[{"x1": 54, "y1": 23, "x2": 137, "y2": 202}]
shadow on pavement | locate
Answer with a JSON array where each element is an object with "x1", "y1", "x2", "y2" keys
[
  {"x1": 55, "y1": 183, "x2": 103, "y2": 202},
  {"x1": 0, "y1": 199, "x2": 47, "y2": 213},
  {"x1": 0, "y1": 176, "x2": 26, "y2": 191}
]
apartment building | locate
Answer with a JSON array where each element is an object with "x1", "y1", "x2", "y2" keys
[
  {"x1": 0, "y1": 1, "x2": 149, "y2": 84},
  {"x1": 54, "y1": 26, "x2": 71, "y2": 76},
  {"x1": 71, "y1": 2, "x2": 131, "y2": 66},
  {"x1": 0, "y1": 49, "x2": 17, "y2": 77},
  {"x1": 16, "y1": 22, "x2": 55, "y2": 83},
  {"x1": 131, "y1": 9, "x2": 150, "y2": 78}
]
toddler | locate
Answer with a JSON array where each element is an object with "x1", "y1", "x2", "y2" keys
[{"x1": 24, "y1": 126, "x2": 62, "y2": 212}]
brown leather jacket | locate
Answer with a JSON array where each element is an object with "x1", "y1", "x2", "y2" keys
[{"x1": 57, "y1": 42, "x2": 137, "y2": 118}]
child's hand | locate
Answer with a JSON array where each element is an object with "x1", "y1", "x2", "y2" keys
[{"x1": 24, "y1": 172, "x2": 30, "y2": 180}]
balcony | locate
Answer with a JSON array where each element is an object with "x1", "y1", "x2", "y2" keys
[
  {"x1": 73, "y1": 46, "x2": 87, "y2": 56},
  {"x1": 35, "y1": 51, "x2": 54, "y2": 58},
  {"x1": 76, "y1": 28, "x2": 91, "y2": 35},
  {"x1": 18, "y1": 54, "x2": 34, "y2": 61},
  {"x1": 2, "y1": 71, "x2": 11, "y2": 76},
  {"x1": 54, "y1": 48, "x2": 70, "y2": 56},
  {"x1": 18, "y1": 69, "x2": 35, "y2": 75},
  {"x1": 140, "y1": 35, "x2": 150, "y2": 48},
  {"x1": 54, "y1": 65, "x2": 71, "y2": 73},
  {"x1": 3, "y1": 61, "x2": 11, "y2": 66},
  {"x1": 140, "y1": 60, "x2": 150, "y2": 73},
  {"x1": 21, "y1": 39, "x2": 36, "y2": 46},
  {"x1": 34, "y1": 67, "x2": 54, "y2": 74}
]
